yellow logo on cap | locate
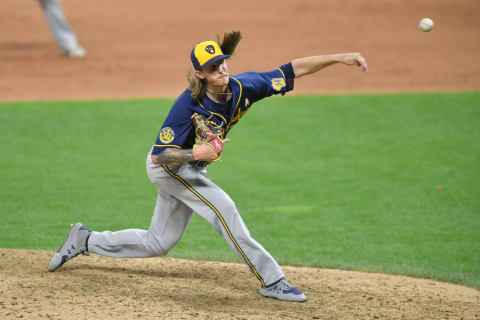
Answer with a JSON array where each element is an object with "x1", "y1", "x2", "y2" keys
[
  {"x1": 159, "y1": 127, "x2": 175, "y2": 144},
  {"x1": 272, "y1": 78, "x2": 286, "y2": 91},
  {"x1": 194, "y1": 41, "x2": 224, "y2": 67}
]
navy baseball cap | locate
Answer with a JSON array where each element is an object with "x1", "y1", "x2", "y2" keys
[{"x1": 191, "y1": 40, "x2": 231, "y2": 70}]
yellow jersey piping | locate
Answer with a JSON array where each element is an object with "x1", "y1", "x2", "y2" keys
[
  {"x1": 209, "y1": 111, "x2": 227, "y2": 126},
  {"x1": 154, "y1": 145, "x2": 181, "y2": 149},
  {"x1": 197, "y1": 99, "x2": 206, "y2": 110},
  {"x1": 229, "y1": 77, "x2": 243, "y2": 126},
  {"x1": 196, "y1": 99, "x2": 220, "y2": 122},
  {"x1": 276, "y1": 67, "x2": 286, "y2": 81}
]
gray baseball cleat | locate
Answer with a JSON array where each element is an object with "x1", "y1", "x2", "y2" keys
[
  {"x1": 48, "y1": 223, "x2": 91, "y2": 272},
  {"x1": 259, "y1": 278, "x2": 307, "y2": 302}
]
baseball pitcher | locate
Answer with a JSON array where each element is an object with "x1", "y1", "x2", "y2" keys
[{"x1": 48, "y1": 31, "x2": 368, "y2": 302}]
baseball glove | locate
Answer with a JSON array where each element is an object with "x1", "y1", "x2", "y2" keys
[{"x1": 191, "y1": 113, "x2": 225, "y2": 162}]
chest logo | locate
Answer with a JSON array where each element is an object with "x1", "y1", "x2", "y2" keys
[
  {"x1": 245, "y1": 98, "x2": 250, "y2": 107},
  {"x1": 159, "y1": 127, "x2": 175, "y2": 144},
  {"x1": 272, "y1": 78, "x2": 286, "y2": 91}
]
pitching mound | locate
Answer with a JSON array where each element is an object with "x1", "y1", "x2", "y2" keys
[{"x1": 1, "y1": 249, "x2": 478, "y2": 319}]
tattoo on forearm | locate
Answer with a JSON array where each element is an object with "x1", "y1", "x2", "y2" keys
[{"x1": 155, "y1": 148, "x2": 194, "y2": 165}]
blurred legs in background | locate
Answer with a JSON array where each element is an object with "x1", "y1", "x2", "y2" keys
[{"x1": 38, "y1": 0, "x2": 86, "y2": 58}]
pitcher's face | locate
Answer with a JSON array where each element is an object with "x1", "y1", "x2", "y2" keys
[{"x1": 196, "y1": 59, "x2": 230, "y2": 88}]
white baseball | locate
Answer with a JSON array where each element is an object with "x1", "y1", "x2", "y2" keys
[{"x1": 419, "y1": 18, "x2": 434, "y2": 32}]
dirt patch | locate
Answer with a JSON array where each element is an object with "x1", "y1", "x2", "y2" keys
[
  {"x1": 0, "y1": 249, "x2": 478, "y2": 319},
  {"x1": 1, "y1": 0, "x2": 480, "y2": 101}
]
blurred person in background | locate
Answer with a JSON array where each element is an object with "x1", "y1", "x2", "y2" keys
[{"x1": 38, "y1": 0, "x2": 86, "y2": 58}]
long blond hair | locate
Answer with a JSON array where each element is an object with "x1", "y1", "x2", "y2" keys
[
  {"x1": 187, "y1": 31, "x2": 243, "y2": 100},
  {"x1": 187, "y1": 69, "x2": 205, "y2": 100}
]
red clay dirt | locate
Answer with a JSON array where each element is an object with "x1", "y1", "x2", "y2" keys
[
  {"x1": 1, "y1": 0, "x2": 479, "y2": 101},
  {"x1": 1, "y1": 1, "x2": 479, "y2": 319}
]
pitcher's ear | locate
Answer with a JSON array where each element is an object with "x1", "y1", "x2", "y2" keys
[{"x1": 194, "y1": 69, "x2": 205, "y2": 80}]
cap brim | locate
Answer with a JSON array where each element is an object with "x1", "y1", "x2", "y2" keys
[{"x1": 198, "y1": 54, "x2": 231, "y2": 70}]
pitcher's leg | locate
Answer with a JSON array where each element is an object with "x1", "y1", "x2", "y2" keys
[
  {"x1": 147, "y1": 190, "x2": 194, "y2": 255},
  {"x1": 88, "y1": 191, "x2": 193, "y2": 258},
  {"x1": 88, "y1": 228, "x2": 151, "y2": 258},
  {"x1": 161, "y1": 166, "x2": 284, "y2": 286}
]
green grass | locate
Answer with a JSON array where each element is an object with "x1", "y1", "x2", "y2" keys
[{"x1": 1, "y1": 92, "x2": 479, "y2": 289}]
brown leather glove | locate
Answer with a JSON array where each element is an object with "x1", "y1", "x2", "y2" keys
[{"x1": 191, "y1": 113, "x2": 226, "y2": 162}]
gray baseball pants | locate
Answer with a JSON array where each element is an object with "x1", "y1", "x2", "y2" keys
[
  {"x1": 38, "y1": 0, "x2": 79, "y2": 52},
  {"x1": 88, "y1": 153, "x2": 284, "y2": 286}
]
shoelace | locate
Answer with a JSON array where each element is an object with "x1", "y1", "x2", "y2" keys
[
  {"x1": 65, "y1": 244, "x2": 89, "y2": 258},
  {"x1": 271, "y1": 280, "x2": 293, "y2": 293}
]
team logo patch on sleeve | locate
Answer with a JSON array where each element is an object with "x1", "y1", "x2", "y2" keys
[
  {"x1": 271, "y1": 78, "x2": 286, "y2": 91},
  {"x1": 159, "y1": 127, "x2": 175, "y2": 144}
]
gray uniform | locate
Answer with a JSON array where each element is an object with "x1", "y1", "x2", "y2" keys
[
  {"x1": 88, "y1": 154, "x2": 284, "y2": 286},
  {"x1": 88, "y1": 60, "x2": 297, "y2": 287},
  {"x1": 47, "y1": 42, "x2": 307, "y2": 300}
]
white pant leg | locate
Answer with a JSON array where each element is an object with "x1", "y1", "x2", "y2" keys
[
  {"x1": 88, "y1": 190, "x2": 193, "y2": 258},
  {"x1": 38, "y1": 0, "x2": 78, "y2": 51},
  {"x1": 154, "y1": 163, "x2": 284, "y2": 287}
]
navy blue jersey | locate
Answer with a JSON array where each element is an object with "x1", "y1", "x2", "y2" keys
[{"x1": 151, "y1": 62, "x2": 295, "y2": 155}]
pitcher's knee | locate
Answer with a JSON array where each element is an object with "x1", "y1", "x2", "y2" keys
[
  {"x1": 145, "y1": 230, "x2": 183, "y2": 257},
  {"x1": 144, "y1": 233, "x2": 169, "y2": 256}
]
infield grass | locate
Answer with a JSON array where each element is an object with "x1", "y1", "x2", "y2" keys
[{"x1": 1, "y1": 92, "x2": 479, "y2": 289}]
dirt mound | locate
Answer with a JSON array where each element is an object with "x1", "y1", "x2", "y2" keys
[{"x1": 1, "y1": 249, "x2": 478, "y2": 319}]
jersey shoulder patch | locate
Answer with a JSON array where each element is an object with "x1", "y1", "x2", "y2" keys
[
  {"x1": 271, "y1": 78, "x2": 286, "y2": 91},
  {"x1": 159, "y1": 127, "x2": 175, "y2": 144}
]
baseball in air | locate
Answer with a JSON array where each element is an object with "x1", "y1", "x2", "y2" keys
[{"x1": 419, "y1": 18, "x2": 434, "y2": 32}]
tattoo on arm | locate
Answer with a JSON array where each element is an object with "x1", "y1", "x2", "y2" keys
[{"x1": 155, "y1": 148, "x2": 194, "y2": 165}]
